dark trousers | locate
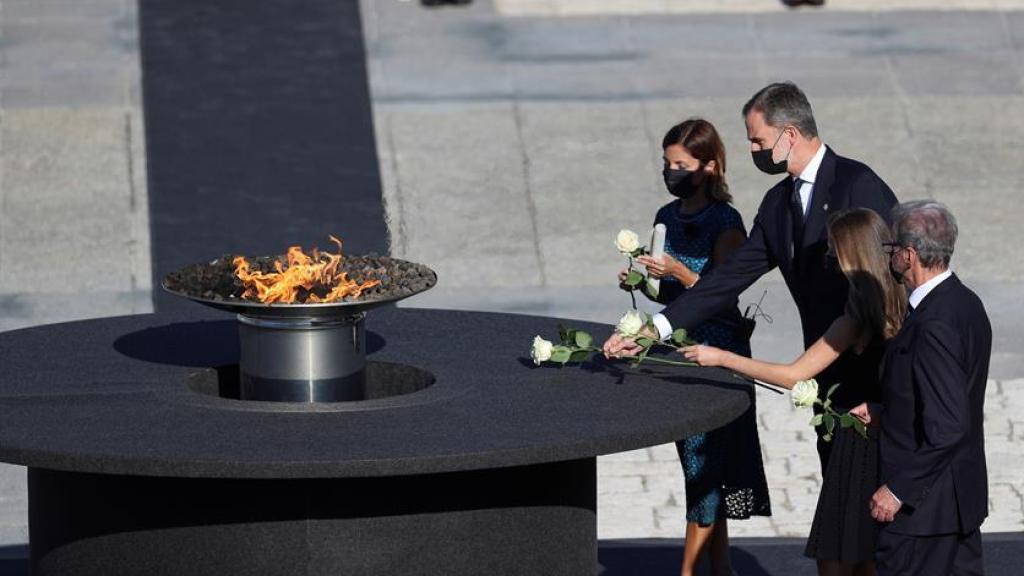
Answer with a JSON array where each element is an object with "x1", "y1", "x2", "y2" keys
[{"x1": 877, "y1": 527, "x2": 983, "y2": 576}]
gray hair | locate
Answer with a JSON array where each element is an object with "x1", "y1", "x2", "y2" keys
[
  {"x1": 742, "y1": 82, "x2": 819, "y2": 139},
  {"x1": 891, "y1": 200, "x2": 958, "y2": 269}
]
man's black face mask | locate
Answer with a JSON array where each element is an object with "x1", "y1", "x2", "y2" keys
[{"x1": 751, "y1": 128, "x2": 791, "y2": 175}]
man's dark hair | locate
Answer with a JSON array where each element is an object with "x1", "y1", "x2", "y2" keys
[{"x1": 742, "y1": 82, "x2": 819, "y2": 138}]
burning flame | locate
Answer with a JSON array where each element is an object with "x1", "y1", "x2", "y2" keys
[{"x1": 232, "y1": 236, "x2": 380, "y2": 304}]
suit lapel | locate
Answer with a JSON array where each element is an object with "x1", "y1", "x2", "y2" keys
[
  {"x1": 881, "y1": 308, "x2": 915, "y2": 397},
  {"x1": 800, "y1": 146, "x2": 836, "y2": 249},
  {"x1": 882, "y1": 274, "x2": 960, "y2": 379}
]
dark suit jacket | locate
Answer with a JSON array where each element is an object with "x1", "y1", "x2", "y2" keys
[
  {"x1": 661, "y1": 146, "x2": 897, "y2": 406},
  {"x1": 879, "y1": 274, "x2": 991, "y2": 536}
]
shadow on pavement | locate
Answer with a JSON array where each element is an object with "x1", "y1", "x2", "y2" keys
[
  {"x1": 2, "y1": 536, "x2": 1022, "y2": 574},
  {"x1": 599, "y1": 535, "x2": 1024, "y2": 576},
  {"x1": 0, "y1": 545, "x2": 28, "y2": 576},
  {"x1": 599, "y1": 538, "x2": 812, "y2": 576}
]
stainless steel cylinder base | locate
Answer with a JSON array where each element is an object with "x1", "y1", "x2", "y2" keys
[{"x1": 237, "y1": 313, "x2": 366, "y2": 402}]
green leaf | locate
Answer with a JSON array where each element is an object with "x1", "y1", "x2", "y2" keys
[
  {"x1": 635, "y1": 345, "x2": 651, "y2": 365},
  {"x1": 671, "y1": 329, "x2": 695, "y2": 346},
  {"x1": 569, "y1": 349, "x2": 592, "y2": 363},
  {"x1": 824, "y1": 413, "x2": 835, "y2": 435},
  {"x1": 826, "y1": 383, "x2": 840, "y2": 399},
  {"x1": 549, "y1": 346, "x2": 572, "y2": 364},
  {"x1": 809, "y1": 414, "x2": 824, "y2": 427},
  {"x1": 635, "y1": 337, "x2": 654, "y2": 349},
  {"x1": 823, "y1": 433, "x2": 833, "y2": 442},
  {"x1": 574, "y1": 331, "x2": 593, "y2": 349},
  {"x1": 853, "y1": 419, "x2": 868, "y2": 439},
  {"x1": 823, "y1": 399, "x2": 832, "y2": 410},
  {"x1": 839, "y1": 413, "x2": 855, "y2": 429},
  {"x1": 624, "y1": 270, "x2": 644, "y2": 287},
  {"x1": 557, "y1": 324, "x2": 573, "y2": 345},
  {"x1": 643, "y1": 312, "x2": 652, "y2": 325}
]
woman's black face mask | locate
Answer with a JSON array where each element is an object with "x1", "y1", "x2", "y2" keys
[{"x1": 662, "y1": 167, "x2": 700, "y2": 199}]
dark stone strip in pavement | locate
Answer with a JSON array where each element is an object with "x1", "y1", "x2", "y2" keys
[
  {"x1": 2, "y1": 533, "x2": 1022, "y2": 575},
  {"x1": 139, "y1": 0, "x2": 389, "y2": 313}
]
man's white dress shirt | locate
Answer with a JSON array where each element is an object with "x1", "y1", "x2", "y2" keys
[{"x1": 908, "y1": 269, "x2": 953, "y2": 311}]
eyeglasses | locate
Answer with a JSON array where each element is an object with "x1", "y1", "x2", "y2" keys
[{"x1": 882, "y1": 242, "x2": 904, "y2": 256}]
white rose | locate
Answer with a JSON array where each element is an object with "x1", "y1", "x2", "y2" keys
[
  {"x1": 615, "y1": 229, "x2": 641, "y2": 254},
  {"x1": 791, "y1": 378, "x2": 819, "y2": 408},
  {"x1": 615, "y1": 310, "x2": 645, "y2": 337},
  {"x1": 531, "y1": 336, "x2": 554, "y2": 365}
]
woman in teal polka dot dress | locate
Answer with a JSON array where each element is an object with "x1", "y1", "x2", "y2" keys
[{"x1": 626, "y1": 118, "x2": 771, "y2": 576}]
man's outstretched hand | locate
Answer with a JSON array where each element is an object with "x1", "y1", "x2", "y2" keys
[{"x1": 602, "y1": 332, "x2": 643, "y2": 358}]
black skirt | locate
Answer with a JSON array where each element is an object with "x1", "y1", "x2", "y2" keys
[{"x1": 804, "y1": 424, "x2": 880, "y2": 564}]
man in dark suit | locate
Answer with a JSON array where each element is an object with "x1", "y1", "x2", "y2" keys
[
  {"x1": 865, "y1": 201, "x2": 990, "y2": 575},
  {"x1": 603, "y1": 81, "x2": 898, "y2": 469}
]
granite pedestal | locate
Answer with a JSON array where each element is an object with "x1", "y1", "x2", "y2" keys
[{"x1": 0, "y1": 308, "x2": 752, "y2": 575}]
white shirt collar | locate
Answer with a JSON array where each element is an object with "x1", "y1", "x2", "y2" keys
[
  {"x1": 908, "y1": 269, "x2": 953, "y2": 310},
  {"x1": 794, "y1": 143, "x2": 826, "y2": 184}
]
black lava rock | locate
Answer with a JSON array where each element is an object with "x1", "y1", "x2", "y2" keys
[{"x1": 163, "y1": 255, "x2": 437, "y2": 304}]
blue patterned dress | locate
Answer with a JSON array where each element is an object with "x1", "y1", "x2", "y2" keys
[{"x1": 653, "y1": 200, "x2": 772, "y2": 525}]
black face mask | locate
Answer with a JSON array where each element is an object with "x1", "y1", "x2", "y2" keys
[
  {"x1": 662, "y1": 167, "x2": 700, "y2": 200},
  {"x1": 888, "y1": 250, "x2": 907, "y2": 284},
  {"x1": 889, "y1": 260, "x2": 905, "y2": 284},
  {"x1": 751, "y1": 129, "x2": 791, "y2": 175}
]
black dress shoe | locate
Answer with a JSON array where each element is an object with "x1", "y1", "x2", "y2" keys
[{"x1": 781, "y1": 0, "x2": 825, "y2": 6}]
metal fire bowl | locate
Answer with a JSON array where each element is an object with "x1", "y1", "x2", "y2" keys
[
  {"x1": 160, "y1": 258, "x2": 437, "y2": 319},
  {"x1": 160, "y1": 258, "x2": 437, "y2": 403}
]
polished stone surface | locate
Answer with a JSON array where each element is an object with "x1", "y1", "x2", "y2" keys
[{"x1": 0, "y1": 308, "x2": 750, "y2": 478}]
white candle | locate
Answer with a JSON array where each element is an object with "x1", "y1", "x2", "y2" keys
[{"x1": 647, "y1": 224, "x2": 666, "y2": 298}]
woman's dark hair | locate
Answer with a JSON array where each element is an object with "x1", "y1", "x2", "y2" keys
[{"x1": 662, "y1": 118, "x2": 732, "y2": 204}]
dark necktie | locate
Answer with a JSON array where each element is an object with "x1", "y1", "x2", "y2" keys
[
  {"x1": 790, "y1": 178, "x2": 805, "y2": 250},
  {"x1": 905, "y1": 304, "x2": 915, "y2": 320}
]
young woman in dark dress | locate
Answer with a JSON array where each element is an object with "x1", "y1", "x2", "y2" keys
[
  {"x1": 621, "y1": 118, "x2": 771, "y2": 576},
  {"x1": 682, "y1": 208, "x2": 906, "y2": 576}
]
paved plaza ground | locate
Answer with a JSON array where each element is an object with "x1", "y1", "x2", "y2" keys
[{"x1": 2, "y1": 0, "x2": 1024, "y2": 565}]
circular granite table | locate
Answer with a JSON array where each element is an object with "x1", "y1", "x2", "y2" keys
[{"x1": 0, "y1": 308, "x2": 753, "y2": 576}]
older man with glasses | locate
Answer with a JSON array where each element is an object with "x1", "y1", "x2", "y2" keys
[{"x1": 857, "y1": 200, "x2": 991, "y2": 575}]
